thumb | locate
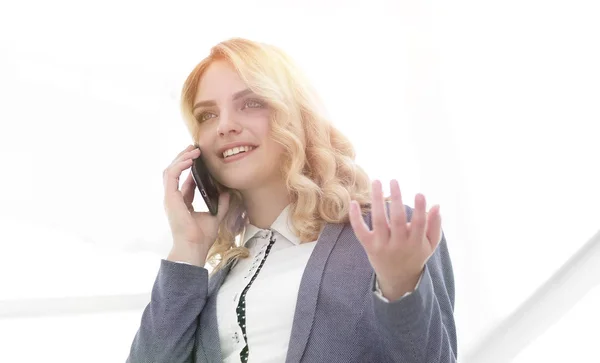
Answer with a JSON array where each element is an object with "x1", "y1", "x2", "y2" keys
[{"x1": 215, "y1": 192, "x2": 231, "y2": 223}]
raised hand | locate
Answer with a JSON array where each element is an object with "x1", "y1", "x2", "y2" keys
[{"x1": 349, "y1": 179, "x2": 443, "y2": 301}]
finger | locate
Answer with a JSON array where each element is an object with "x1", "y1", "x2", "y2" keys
[
  {"x1": 371, "y1": 180, "x2": 390, "y2": 242},
  {"x1": 348, "y1": 200, "x2": 373, "y2": 246},
  {"x1": 163, "y1": 158, "x2": 193, "y2": 195},
  {"x1": 174, "y1": 147, "x2": 201, "y2": 164},
  {"x1": 172, "y1": 144, "x2": 197, "y2": 162},
  {"x1": 410, "y1": 193, "x2": 428, "y2": 243},
  {"x1": 389, "y1": 179, "x2": 408, "y2": 240},
  {"x1": 426, "y1": 205, "x2": 443, "y2": 250},
  {"x1": 181, "y1": 172, "x2": 196, "y2": 209}
]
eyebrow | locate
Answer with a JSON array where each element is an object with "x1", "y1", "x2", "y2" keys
[{"x1": 192, "y1": 88, "x2": 254, "y2": 112}]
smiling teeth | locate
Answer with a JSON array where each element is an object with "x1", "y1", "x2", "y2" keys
[{"x1": 223, "y1": 145, "x2": 254, "y2": 158}]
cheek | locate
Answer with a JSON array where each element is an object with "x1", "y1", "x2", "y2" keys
[
  {"x1": 254, "y1": 117, "x2": 284, "y2": 160},
  {"x1": 196, "y1": 124, "x2": 216, "y2": 149},
  {"x1": 264, "y1": 139, "x2": 286, "y2": 166},
  {"x1": 195, "y1": 130, "x2": 220, "y2": 166},
  {"x1": 248, "y1": 110, "x2": 272, "y2": 136}
]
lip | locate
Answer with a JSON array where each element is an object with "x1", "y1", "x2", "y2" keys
[
  {"x1": 221, "y1": 147, "x2": 256, "y2": 164},
  {"x1": 217, "y1": 142, "x2": 258, "y2": 157}
]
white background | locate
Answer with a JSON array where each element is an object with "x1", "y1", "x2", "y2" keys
[{"x1": 0, "y1": 0, "x2": 599, "y2": 362}]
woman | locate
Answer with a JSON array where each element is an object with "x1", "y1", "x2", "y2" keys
[{"x1": 127, "y1": 38, "x2": 457, "y2": 363}]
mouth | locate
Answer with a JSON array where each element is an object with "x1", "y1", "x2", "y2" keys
[{"x1": 220, "y1": 145, "x2": 257, "y2": 162}]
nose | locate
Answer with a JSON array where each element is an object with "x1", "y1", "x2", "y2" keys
[{"x1": 216, "y1": 111, "x2": 242, "y2": 137}]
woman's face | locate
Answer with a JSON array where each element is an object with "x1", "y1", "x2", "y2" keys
[{"x1": 192, "y1": 60, "x2": 286, "y2": 191}]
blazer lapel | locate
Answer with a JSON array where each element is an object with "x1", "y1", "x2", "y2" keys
[
  {"x1": 198, "y1": 261, "x2": 233, "y2": 362},
  {"x1": 208, "y1": 263, "x2": 232, "y2": 296},
  {"x1": 285, "y1": 222, "x2": 345, "y2": 363}
]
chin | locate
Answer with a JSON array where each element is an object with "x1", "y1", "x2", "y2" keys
[
  {"x1": 216, "y1": 169, "x2": 265, "y2": 191},
  {"x1": 217, "y1": 161, "x2": 283, "y2": 192}
]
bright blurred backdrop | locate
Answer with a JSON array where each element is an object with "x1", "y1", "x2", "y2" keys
[{"x1": 0, "y1": 0, "x2": 598, "y2": 361}]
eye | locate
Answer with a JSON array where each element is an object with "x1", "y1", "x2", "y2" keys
[
  {"x1": 242, "y1": 99, "x2": 265, "y2": 109},
  {"x1": 197, "y1": 112, "x2": 216, "y2": 122}
]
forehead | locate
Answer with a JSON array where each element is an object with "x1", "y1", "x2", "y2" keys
[{"x1": 194, "y1": 60, "x2": 247, "y2": 103}]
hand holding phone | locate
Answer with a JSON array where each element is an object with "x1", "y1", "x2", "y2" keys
[{"x1": 162, "y1": 145, "x2": 229, "y2": 266}]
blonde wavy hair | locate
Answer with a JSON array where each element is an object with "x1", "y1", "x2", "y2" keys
[{"x1": 180, "y1": 38, "x2": 372, "y2": 272}]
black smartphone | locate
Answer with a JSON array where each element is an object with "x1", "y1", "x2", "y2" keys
[{"x1": 191, "y1": 149, "x2": 220, "y2": 216}]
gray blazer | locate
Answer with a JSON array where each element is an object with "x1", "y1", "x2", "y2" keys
[{"x1": 127, "y1": 206, "x2": 457, "y2": 362}]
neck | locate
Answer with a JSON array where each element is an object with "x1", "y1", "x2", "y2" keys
[{"x1": 241, "y1": 180, "x2": 290, "y2": 229}]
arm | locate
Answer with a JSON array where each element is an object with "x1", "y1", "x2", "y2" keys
[
  {"x1": 349, "y1": 180, "x2": 458, "y2": 362},
  {"x1": 372, "y1": 232, "x2": 457, "y2": 363},
  {"x1": 126, "y1": 259, "x2": 209, "y2": 363}
]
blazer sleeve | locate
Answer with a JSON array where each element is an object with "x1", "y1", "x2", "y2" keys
[
  {"x1": 126, "y1": 259, "x2": 209, "y2": 363},
  {"x1": 371, "y1": 206, "x2": 457, "y2": 363}
]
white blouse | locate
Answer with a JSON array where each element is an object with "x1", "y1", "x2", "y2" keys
[{"x1": 216, "y1": 206, "x2": 317, "y2": 363}]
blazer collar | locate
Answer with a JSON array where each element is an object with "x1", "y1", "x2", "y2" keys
[{"x1": 199, "y1": 259, "x2": 235, "y2": 362}]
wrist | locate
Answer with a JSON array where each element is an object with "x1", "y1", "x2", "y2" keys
[
  {"x1": 167, "y1": 243, "x2": 208, "y2": 267},
  {"x1": 377, "y1": 270, "x2": 422, "y2": 301}
]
